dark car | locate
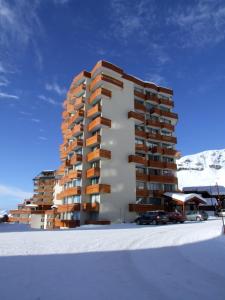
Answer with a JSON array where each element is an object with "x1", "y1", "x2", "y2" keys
[
  {"x1": 199, "y1": 210, "x2": 208, "y2": 220},
  {"x1": 135, "y1": 211, "x2": 169, "y2": 225},
  {"x1": 166, "y1": 211, "x2": 186, "y2": 223}
]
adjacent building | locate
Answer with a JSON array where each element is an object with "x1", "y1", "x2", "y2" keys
[{"x1": 56, "y1": 60, "x2": 178, "y2": 227}]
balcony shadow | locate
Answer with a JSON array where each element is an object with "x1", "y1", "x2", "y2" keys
[{"x1": 0, "y1": 236, "x2": 224, "y2": 300}]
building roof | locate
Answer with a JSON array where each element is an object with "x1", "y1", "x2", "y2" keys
[{"x1": 164, "y1": 192, "x2": 207, "y2": 204}]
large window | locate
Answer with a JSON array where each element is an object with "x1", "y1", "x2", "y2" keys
[{"x1": 91, "y1": 194, "x2": 100, "y2": 203}]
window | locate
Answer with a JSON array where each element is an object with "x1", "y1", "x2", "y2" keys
[
  {"x1": 164, "y1": 184, "x2": 174, "y2": 192},
  {"x1": 91, "y1": 194, "x2": 100, "y2": 203},
  {"x1": 91, "y1": 177, "x2": 99, "y2": 185}
]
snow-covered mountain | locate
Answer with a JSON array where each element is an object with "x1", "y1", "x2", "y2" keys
[{"x1": 177, "y1": 149, "x2": 225, "y2": 189}]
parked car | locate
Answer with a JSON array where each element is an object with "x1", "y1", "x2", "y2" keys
[
  {"x1": 166, "y1": 211, "x2": 186, "y2": 223},
  {"x1": 199, "y1": 210, "x2": 208, "y2": 220},
  {"x1": 135, "y1": 211, "x2": 169, "y2": 225},
  {"x1": 185, "y1": 211, "x2": 207, "y2": 221},
  {"x1": 215, "y1": 209, "x2": 225, "y2": 217}
]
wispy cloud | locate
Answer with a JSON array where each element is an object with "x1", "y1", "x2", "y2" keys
[
  {"x1": 45, "y1": 82, "x2": 66, "y2": 95},
  {"x1": 38, "y1": 94, "x2": 60, "y2": 106},
  {"x1": 0, "y1": 76, "x2": 9, "y2": 86},
  {"x1": 110, "y1": 0, "x2": 155, "y2": 41},
  {"x1": 19, "y1": 111, "x2": 32, "y2": 116},
  {"x1": 168, "y1": 0, "x2": 225, "y2": 47},
  {"x1": 0, "y1": 0, "x2": 43, "y2": 68},
  {"x1": 38, "y1": 136, "x2": 47, "y2": 141},
  {"x1": 145, "y1": 73, "x2": 167, "y2": 86},
  {"x1": 0, "y1": 0, "x2": 42, "y2": 46},
  {"x1": 0, "y1": 62, "x2": 7, "y2": 73},
  {"x1": 31, "y1": 118, "x2": 40, "y2": 123},
  {"x1": 0, "y1": 91, "x2": 19, "y2": 99},
  {"x1": 53, "y1": 0, "x2": 71, "y2": 4},
  {"x1": 0, "y1": 183, "x2": 32, "y2": 200}
]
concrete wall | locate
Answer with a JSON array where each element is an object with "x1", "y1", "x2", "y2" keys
[
  {"x1": 30, "y1": 214, "x2": 44, "y2": 229},
  {"x1": 99, "y1": 78, "x2": 136, "y2": 222}
]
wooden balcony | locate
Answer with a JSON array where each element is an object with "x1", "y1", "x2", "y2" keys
[
  {"x1": 150, "y1": 108, "x2": 178, "y2": 120},
  {"x1": 159, "y1": 98, "x2": 174, "y2": 107},
  {"x1": 66, "y1": 139, "x2": 83, "y2": 154},
  {"x1": 147, "y1": 132, "x2": 177, "y2": 144},
  {"x1": 135, "y1": 129, "x2": 147, "y2": 139},
  {"x1": 70, "y1": 83, "x2": 86, "y2": 98},
  {"x1": 62, "y1": 110, "x2": 69, "y2": 120},
  {"x1": 82, "y1": 202, "x2": 100, "y2": 212},
  {"x1": 134, "y1": 102, "x2": 146, "y2": 112},
  {"x1": 67, "y1": 110, "x2": 84, "y2": 128},
  {"x1": 146, "y1": 119, "x2": 174, "y2": 131},
  {"x1": 128, "y1": 111, "x2": 145, "y2": 123},
  {"x1": 128, "y1": 155, "x2": 147, "y2": 165},
  {"x1": 86, "y1": 134, "x2": 101, "y2": 147},
  {"x1": 136, "y1": 171, "x2": 148, "y2": 181},
  {"x1": 74, "y1": 97, "x2": 85, "y2": 110},
  {"x1": 56, "y1": 219, "x2": 80, "y2": 228},
  {"x1": 89, "y1": 73, "x2": 123, "y2": 91},
  {"x1": 65, "y1": 124, "x2": 83, "y2": 140},
  {"x1": 72, "y1": 70, "x2": 91, "y2": 87},
  {"x1": 129, "y1": 204, "x2": 163, "y2": 212},
  {"x1": 135, "y1": 144, "x2": 148, "y2": 152},
  {"x1": 134, "y1": 90, "x2": 146, "y2": 100},
  {"x1": 70, "y1": 154, "x2": 82, "y2": 165},
  {"x1": 57, "y1": 187, "x2": 81, "y2": 199},
  {"x1": 87, "y1": 149, "x2": 111, "y2": 162},
  {"x1": 136, "y1": 189, "x2": 149, "y2": 197},
  {"x1": 86, "y1": 103, "x2": 101, "y2": 118},
  {"x1": 145, "y1": 93, "x2": 159, "y2": 104},
  {"x1": 161, "y1": 135, "x2": 177, "y2": 144},
  {"x1": 86, "y1": 167, "x2": 100, "y2": 178},
  {"x1": 148, "y1": 175, "x2": 178, "y2": 184},
  {"x1": 60, "y1": 170, "x2": 82, "y2": 185},
  {"x1": 88, "y1": 116, "x2": 111, "y2": 132},
  {"x1": 85, "y1": 184, "x2": 111, "y2": 194},
  {"x1": 162, "y1": 148, "x2": 177, "y2": 156},
  {"x1": 57, "y1": 203, "x2": 81, "y2": 213},
  {"x1": 151, "y1": 146, "x2": 163, "y2": 154},
  {"x1": 148, "y1": 160, "x2": 177, "y2": 170},
  {"x1": 89, "y1": 87, "x2": 112, "y2": 105}
]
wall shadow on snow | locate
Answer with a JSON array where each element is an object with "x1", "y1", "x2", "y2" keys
[{"x1": 0, "y1": 235, "x2": 224, "y2": 300}]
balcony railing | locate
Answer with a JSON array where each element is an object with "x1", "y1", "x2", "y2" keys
[
  {"x1": 128, "y1": 111, "x2": 145, "y2": 123},
  {"x1": 86, "y1": 134, "x2": 101, "y2": 147},
  {"x1": 57, "y1": 203, "x2": 81, "y2": 213},
  {"x1": 82, "y1": 202, "x2": 100, "y2": 212},
  {"x1": 148, "y1": 174, "x2": 178, "y2": 184},
  {"x1": 85, "y1": 184, "x2": 111, "y2": 194},
  {"x1": 57, "y1": 187, "x2": 81, "y2": 199},
  {"x1": 150, "y1": 108, "x2": 178, "y2": 120},
  {"x1": 89, "y1": 87, "x2": 112, "y2": 105},
  {"x1": 86, "y1": 167, "x2": 100, "y2": 178},
  {"x1": 87, "y1": 149, "x2": 111, "y2": 162},
  {"x1": 86, "y1": 103, "x2": 101, "y2": 118},
  {"x1": 128, "y1": 155, "x2": 147, "y2": 165},
  {"x1": 129, "y1": 204, "x2": 163, "y2": 212},
  {"x1": 87, "y1": 116, "x2": 111, "y2": 132}
]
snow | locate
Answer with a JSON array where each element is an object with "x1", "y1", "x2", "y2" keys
[
  {"x1": 177, "y1": 149, "x2": 225, "y2": 188},
  {"x1": 0, "y1": 220, "x2": 225, "y2": 300},
  {"x1": 164, "y1": 192, "x2": 207, "y2": 203}
]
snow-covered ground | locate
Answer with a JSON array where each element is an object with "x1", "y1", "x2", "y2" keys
[
  {"x1": 0, "y1": 220, "x2": 225, "y2": 300},
  {"x1": 177, "y1": 149, "x2": 225, "y2": 188}
]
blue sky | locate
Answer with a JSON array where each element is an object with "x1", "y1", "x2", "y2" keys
[{"x1": 0, "y1": 0, "x2": 225, "y2": 209}]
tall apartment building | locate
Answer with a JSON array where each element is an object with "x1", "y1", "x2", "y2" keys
[
  {"x1": 57, "y1": 60, "x2": 178, "y2": 227},
  {"x1": 9, "y1": 170, "x2": 56, "y2": 228}
]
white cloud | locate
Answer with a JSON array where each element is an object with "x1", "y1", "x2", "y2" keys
[
  {"x1": 38, "y1": 94, "x2": 60, "y2": 106},
  {"x1": 31, "y1": 118, "x2": 40, "y2": 123},
  {"x1": 0, "y1": 0, "x2": 42, "y2": 46},
  {"x1": 110, "y1": 0, "x2": 155, "y2": 40},
  {"x1": 19, "y1": 111, "x2": 32, "y2": 116},
  {"x1": 0, "y1": 76, "x2": 9, "y2": 86},
  {"x1": 146, "y1": 73, "x2": 166, "y2": 86},
  {"x1": 168, "y1": 0, "x2": 225, "y2": 47},
  {"x1": 45, "y1": 82, "x2": 66, "y2": 95},
  {"x1": 0, "y1": 184, "x2": 32, "y2": 200},
  {"x1": 0, "y1": 92, "x2": 19, "y2": 99},
  {"x1": 38, "y1": 136, "x2": 47, "y2": 141}
]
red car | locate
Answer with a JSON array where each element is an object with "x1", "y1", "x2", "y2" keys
[{"x1": 167, "y1": 212, "x2": 186, "y2": 223}]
